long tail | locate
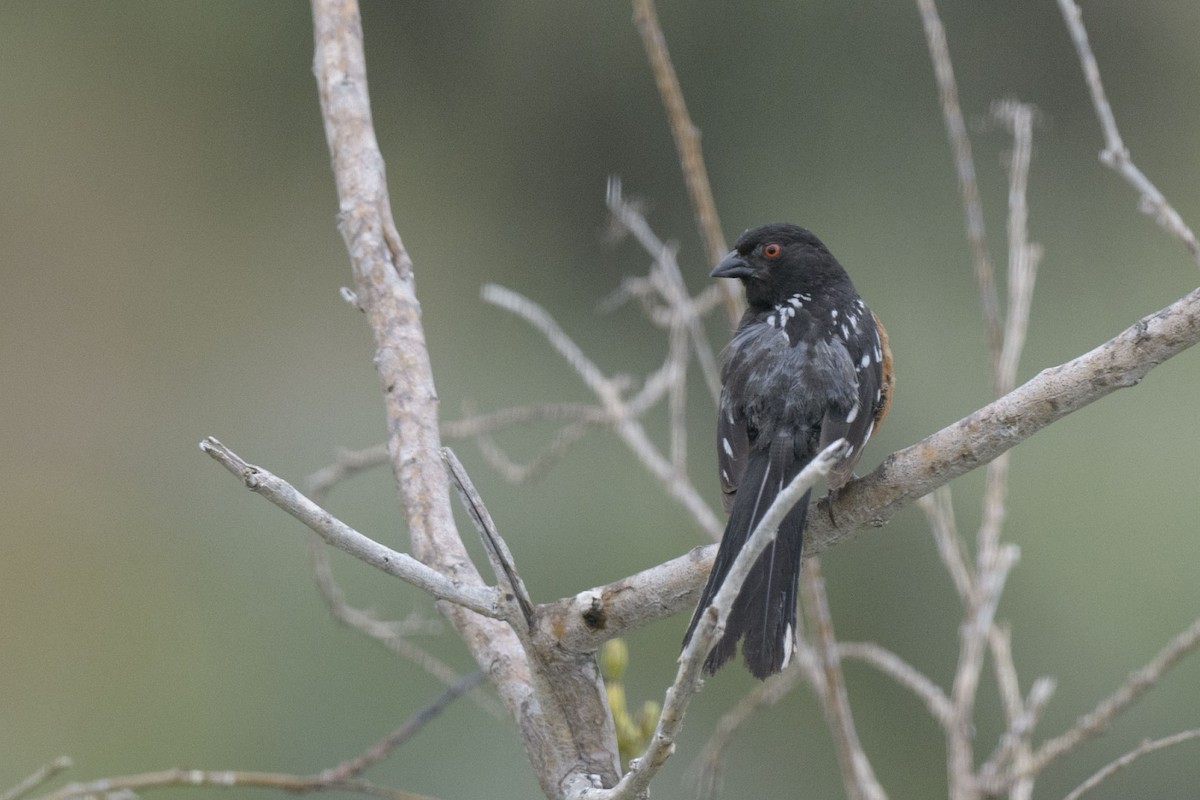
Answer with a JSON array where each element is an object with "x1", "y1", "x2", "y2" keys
[{"x1": 683, "y1": 438, "x2": 810, "y2": 679}]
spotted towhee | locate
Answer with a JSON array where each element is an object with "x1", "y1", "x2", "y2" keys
[{"x1": 683, "y1": 223, "x2": 894, "y2": 679}]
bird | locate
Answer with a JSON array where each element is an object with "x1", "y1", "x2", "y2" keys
[{"x1": 682, "y1": 223, "x2": 894, "y2": 679}]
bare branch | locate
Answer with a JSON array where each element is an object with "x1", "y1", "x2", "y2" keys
[
  {"x1": 311, "y1": 6, "x2": 623, "y2": 795},
  {"x1": 307, "y1": 443, "x2": 391, "y2": 503},
  {"x1": 1056, "y1": 0, "x2": 1200, "y2": 266},
  {"x1": 991, "y1": 100, "x2": 1043, "y2": 397},
  {"x1": 305, "y1": 448, "x2": 503, "y2": 717},
  {"x1": 606, "y1": 177, "x2": 722, "y2": 401},
  {"x1": 808, "y1": 280, "x2": 1200, "y2": 556},
  {"x1": 1020, "y1": 616, "x2": 1200, "y2": 781},
  {"x1": 586, "y1": 442, "x2": 848, "y2": 800},
  {"x1": 629, "y1": 0, "x2": 740, "y2": 325},
  {"x1": 839, "y1": 642, "x2": 954, "y2": 726},
  {"x1": 305, "y1": 532, "x2": 505, "y2": 717},
  {"x1": 802, "y1": 559, "x2": 888, "y2": 800},
  {"x1": 28, "y1": 677, "x2": 485, "y2": 800},
  {"x1": 476, "y1": 420, "x2": 598, "y2": 484},
  {"x1": 444, "y1": 448, "x2": 535, "y2": 627},
  {"x1": 917, "y1": 487, "x2": 972, "y2": 602},
  {"x1": 1060, "y1": 729, "x2": 1200, "y2": 800},
  {"x1": 916, "y1": 0, "x2": 1003, "y2": 375},
  {"x1": 200, "y1": 437, "x2": 503, "y2": 619},
  {"x1": 36, "y1": 768, "x2": 434, "y2": 800},
  {"x1": 696, "y1": 664, "x2": 809, "y2": 800},
  {"x1": 320, "y1": 671, "x2": 488, "y2": 783},
  {"x1": 483, "y1": 283, "x2": 723, "y2": 539},
  {"x1": 442, "y1": 404, "x2": 609, "y2": 439},
  {"x1": 3, "y1": 758, "x2": 72, "y2": 800}
]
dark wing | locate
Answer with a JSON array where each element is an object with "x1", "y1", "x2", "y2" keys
[
  {"x1": 819, "y1": 306, "x2": 889, "y2": 489},
  {"x1": 717, "y1": 405, "x2": 749, "y2": 514}
]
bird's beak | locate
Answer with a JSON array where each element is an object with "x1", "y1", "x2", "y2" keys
[{"x1": 711, "y1": 250, "x2": 754, "y2": 279}]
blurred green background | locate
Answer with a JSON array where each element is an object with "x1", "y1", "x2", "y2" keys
[{"x1": 3, "y1": 2, "x2": 1199, "y2": 798}]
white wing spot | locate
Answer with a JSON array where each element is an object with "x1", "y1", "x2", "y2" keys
[
  {"x1": 840, "y1": 323, "x2": 850, "y2": 340},
  {"x1": 873, "y1": 345, "x2": 882, "y2": 363},
  {"x1": 788, "y1": 295, "x2": 803, "y2": 308},
  {"x1": 781, "y1": 624, "x2": 795, "y2": 668},
  {"x1": 722, "y1": 437, "x2": 734, "y2": 458},
  {"x1": 831, "y1": 308, "x2": 839, "y2": 320},
  {"x1": 767, "y1": 315, "x2": 777, "y2": 328},
  {"x1": 846, "y1": 401, "x2": 860, "y2": 424},
  {"x1": 860, "y1": 353, "x2": 871, "y2": 369},
  {"x1": 865, "y1": 420, "x2": 875, "y2": 442}
]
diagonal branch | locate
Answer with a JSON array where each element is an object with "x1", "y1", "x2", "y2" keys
[
  {"x1": 802, "y1": 559, "x2": 888, "y2": 800},
  {"x1": 482, "y1": 283, "x2": 723, "y2": 539},
  {"x1": 1057, "y1": 0, "x2": 1200, "y2": 266},
  {"x1": 1018, "y1": 616, "x2": 1200, "y2": 782},
  {"x1": 916, "y1": 0, "x2": 1003, "y2": 376},
  {"x1": 1060, "y1": 728, "x2": 1200, "y2": 800},
  {"x1": 630, "y1": 0, "x2": 740, "y2": 326},
  {"x1": 200, "y1": 437, "x2": 502, "y2": 618},
  {"x1": 538, "y1": 281, "x2": 1200, "y2": 652},
  {"x1": 585, "y1": 441, "x2": 849, "y2": 800}
]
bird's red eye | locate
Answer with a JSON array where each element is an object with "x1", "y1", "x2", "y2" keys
[{"x1": 763, "y1": 243, "x2": 781, "y2": 259}]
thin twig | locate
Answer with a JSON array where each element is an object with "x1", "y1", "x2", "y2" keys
[
  {"x1": 320, "y1": 671, "x2": 488, "y2": 782},
  {"x1": 306, "y1": 450, "x2": 503, "y2": 718},
  {"x1": 1019, "y1": 616, "x2": 1200, "y2": 782},
  {"x1": 442, "y1": 403, "x2": 610, "y2": 440},
  {"x1": 307, "y1": 443, "x2": 391, "y2": 503},
  {"x1": 1056, "y1": 0, "x2": 1200, "y2": 266},
  {"x1": 802, "y1": 559, "x2": 888, "y2": 800},
  {"x1": 475, "y1": 420, "x2": 598, "y2": 484},
  {"x1": 992, "y1": 100, "x2": 1043, "y2": 397},
  {"x1": 696, "y1": 663, "x2": 809, "y2": 800},
  {"x1": 305, "y1": 536, "x2": 504, "y2": 717},
  {"x1": 443, "y1": 447, "x2": 535, "y2": 627},
  {"x1": 606, "y1": 176, "x2": 723, "y2": 401},
  {"x1": 838, "y1": 642, "x2": 954, "y2": 726},
  {"x1": 35, "y1": 769, "x2": 434, "y2": 800},
  {"x1": 199, "y1": 437, "x2": 502, "y2": 618},
  {"x1": 975, "y1": 623, "x2": 1054, "y2": 798},
  {"x1": 482, "y1": 283, "x2": 723, "y2": 539},
  {"x1": 916, "y1": 0, "x2": 1004, "y2": 377},
  {"x1": 1060, "y1": 729, "x2": 1200, "y2": 800},
  {"x1": 586, "y1": 442, "x2": 848, "y2": 800},
  {"x1": 947, "y1": 542, "x2": 1019, "y2": 800},
  {"x1": 2, "y1": 758, "x2": 72, "y2": 800},
  {"x1": 917, "y1": 487, "x2": 972, "y2": 602},
  {"x1": 630, "y1": 0, "x2": 741, "y2": 326}
]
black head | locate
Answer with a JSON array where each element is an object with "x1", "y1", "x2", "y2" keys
[{"x1": 712, "y1": 223, "x2": 852, "y2": 309}]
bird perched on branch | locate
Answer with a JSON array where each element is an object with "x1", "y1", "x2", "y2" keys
[{"x1": 683, "y1": 223, "x2": 894, "y2": 679}]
